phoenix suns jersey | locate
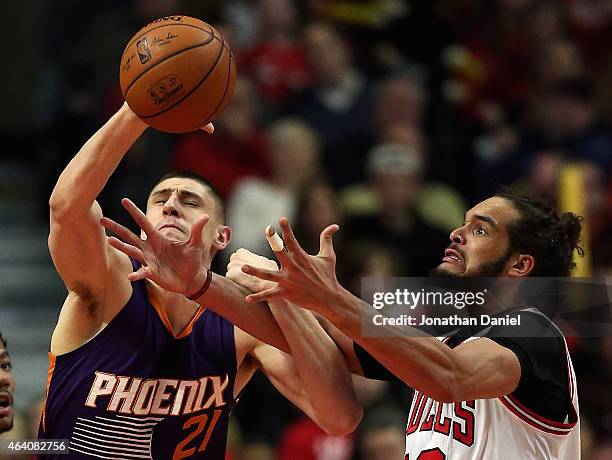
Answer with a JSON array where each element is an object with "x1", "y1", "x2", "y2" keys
[{"x1": 38, "y1": 260, "x2": 237, "y2": 460}]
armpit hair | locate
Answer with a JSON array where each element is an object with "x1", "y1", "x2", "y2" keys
[{"x1": 71, "y1": 282, "x2": 99, "y2": 317}]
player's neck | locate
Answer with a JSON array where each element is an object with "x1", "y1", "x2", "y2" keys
[{"x1": 146, "y1": 281, "x2": 202, "y2": 335}]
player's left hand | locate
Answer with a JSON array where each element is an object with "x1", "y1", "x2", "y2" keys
[
  {"x1": 100, "y1": 198, "x2": 209, "y2": 296},
  {"x1": 241, "y1": 218, "x2": 343, "y2": 313},
  {"x1": 226, "y1": 248, "x2": 278, "y2": 293}
]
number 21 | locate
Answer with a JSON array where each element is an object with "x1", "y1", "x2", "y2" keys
[{"x1": 173, "y1": 409, "x2": 222, "y2": 460}]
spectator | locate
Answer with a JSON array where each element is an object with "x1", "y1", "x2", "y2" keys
[
  {"x1": 356, "y1": 406, "x2": 406, "y2": 460},
  {"x1": 226, "y1": 118, "x2": 321, "y2": 260},
  {"x1": 286, "y1": 21, "x2": 375, "y2": 188},
  {"x1": 344, "y1": 143, "x2": 452, "y2": 275},
  {"x1": 293, "y1": 180, "x2": 343, "y2": 255},
  {"x1": 170, "y1": 77, "x2": 270, "y2": 198},
  {"x1": 0, "y1": 332, "x2": 14, "y2": 435},
  {"x1": 241, "y1": 0, "x2": 312, "y2": 110},
  {"x1": 278, "y1": 416, "x2": 354, "y2": 460}
]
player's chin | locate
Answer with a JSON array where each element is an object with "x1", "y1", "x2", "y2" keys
[
  {"x1": 431, "y1": 263, "x2": 464, "y2": 277},
  {"x1": 0, "y1": 413, "x2": 13, "y2": 433},
  {"x1": 160, "y1": 228, "x2": 187, "y2": 241}
]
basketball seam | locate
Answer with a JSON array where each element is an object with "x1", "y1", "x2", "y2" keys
[
  {"x1": 123, "y1": 36, "x2": 216, "y2": 98},
  {"x1": 139, "y1": 35, "x2": 226, "y2": 120},
  {"x1": 121, "y1": 22, "x2": 214, "y2": 59},
  {"x1": 187, "y1": 47, "x2": 234, "y2": 130}
]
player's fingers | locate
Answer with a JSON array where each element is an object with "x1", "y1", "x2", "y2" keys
[
  {"x1": 317, "y1": 224, "x2": 340, "y2": 259},
  {"x1": 122, "y1": 198, "x2": 156, "y2": 236},
  {"x1": 101, "y1": 217, "x2": 144, "y2": 248},
  {"x1": 264, "y1": 225, "x2": 292, "y2": 267},
  {"x1": 245, "y1": 285, "x2": 283, "y2": 303},
  {"x1": 108, "y1": 236, "x2": 145, "y2": 262},
  {"x1": 201, "y1": 123, "x2": 215, "y2": 134},
  {"x1": 188, "y1": 214, "x2": 210, "y2": 247},
  {"x1": 278, "y1": 217, "x2": 307, "y2": 257},
  {"x1": 241, "y1": 264, "x2": 282, "y2": 282},
  {"x1": 127, "y1": 265, "x2": 150, "y2": 282},
  {"x1": 265, "y1": 225, "x2": 285, "y2": 252}
]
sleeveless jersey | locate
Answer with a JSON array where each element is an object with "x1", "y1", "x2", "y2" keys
[
  {"x1": 38, "y1": 261, "x2": 237, "y2": 460},
  {"x1": 404, "y1": 310, "x2": 580, "y2": 460}
]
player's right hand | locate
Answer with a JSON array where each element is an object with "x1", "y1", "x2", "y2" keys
[
  {"x1": 100, "y1": 198, "x2": 209, "y2": 296},
  {"x1": 227, "y1": 248, "x2": 278, "y2": 293}
]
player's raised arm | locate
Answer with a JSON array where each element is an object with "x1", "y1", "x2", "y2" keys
[{"x1": 48, "y1": 104, "x2": 149, "y2": 353}]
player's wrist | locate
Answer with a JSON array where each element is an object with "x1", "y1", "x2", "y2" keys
[{"x1": 185, "y1": 268, "x2": 213, "y2": 301}]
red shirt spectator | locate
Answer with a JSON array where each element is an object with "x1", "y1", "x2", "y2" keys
[
  {"x1": 242, "y1": 41, "x2": 312, "y2": 106},
  {"x1": 170, "y1": 129, "x2": 269, "y2": 198},
  {"x1": 279, "y1": 417, "x2": 354, "y2": 460}
]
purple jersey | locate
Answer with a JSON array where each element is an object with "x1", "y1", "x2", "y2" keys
[{"x1": 38, "y1": 261, "x2": 237, "y2": 459}]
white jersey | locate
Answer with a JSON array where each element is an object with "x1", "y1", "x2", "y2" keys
[{"x1": 404, "y1": 312, "x2": 580, "y2": 459}]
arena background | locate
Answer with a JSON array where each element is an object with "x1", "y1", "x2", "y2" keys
[{"x1": 0, "y1": 1, "x2": 610, "y2": 458}]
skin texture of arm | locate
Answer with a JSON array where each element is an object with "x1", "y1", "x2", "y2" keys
[
  {"x1": 241, "y1": 218, "x2": 522, "y2": 403},
  {"x1": 226, "y1": 249, "x2": 362, "y2": 434},
  {"x1": 48, "y1": 104, "x2": 147, "y2": 354}
]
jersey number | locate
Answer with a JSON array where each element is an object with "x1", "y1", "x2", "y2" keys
[
  {"x1": 173, "y1": 410, "x2": 222, "y2": 460},
  {"x1": 407, "y1": 448, "x2": 447, "y2": 460}
]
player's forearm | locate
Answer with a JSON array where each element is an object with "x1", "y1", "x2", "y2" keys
[
  {"x1": 323, "y1": 288, "x2": 460, "y2": 402},
  {"x1": 268, "y1": 300, "x2": 362, "y2": 434},
  {"x1": 49, "y1": 103, "x2": 147, "y2": 219},
  {"x1": 199, "y1": 273, "x2": 290, "y2": 353}
]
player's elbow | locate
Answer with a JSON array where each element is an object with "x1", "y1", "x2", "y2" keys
[
  {"x1": 49, "y1": 192, "x2": 74, "y2": 222},
  {"x1": 424, "y1": 386, "x2": 455, "y2": 403},
  {"x1": 320, "y1": 404, "x2": 363, "y2": 436},
  {"x1": 427, "y1": 373, "x2": 461, "y2": 403}
]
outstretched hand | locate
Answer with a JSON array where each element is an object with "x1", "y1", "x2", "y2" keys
[
  {"x1": 100, "y1": 198, "x2": 209, "y2": 297},
  {"x1": 241, "y1": 218, "x2": 344, "y2": 313}
]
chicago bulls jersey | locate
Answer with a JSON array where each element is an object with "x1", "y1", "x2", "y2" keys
[
  {"x1": 404, "y1": 309, "x2": 580, "y2": 460},
  {"x1": 39, "y1": 260, "x2": 237, "y2": 459}
]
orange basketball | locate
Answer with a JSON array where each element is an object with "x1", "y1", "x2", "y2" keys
[{"x1": 119, "y1": 16, "x2": 236, "y2": 133}]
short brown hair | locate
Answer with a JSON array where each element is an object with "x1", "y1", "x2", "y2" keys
[{"x1": 152, "y1": 171, "x2": 226, "y2": 224}]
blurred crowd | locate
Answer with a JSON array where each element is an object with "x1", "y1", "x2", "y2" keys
[{"x1": 2, "y1": 0, "x2": 612, "y2": 459}]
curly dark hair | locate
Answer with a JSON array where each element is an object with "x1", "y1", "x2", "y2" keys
[
  {"x1": 496, "y1": 191, "x2": 584, "y2": 277},
  {"x1": 0, "y1": 332, "x2": 6, "y2": 349}
]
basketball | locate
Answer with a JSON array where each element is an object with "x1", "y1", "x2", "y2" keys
[{"x1": 119, "y1": 16, "x2": 236, "y2": 133}]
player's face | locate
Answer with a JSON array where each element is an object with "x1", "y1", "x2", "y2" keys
[
  {"x1": 146, "y1": 178, "x2": 219, "y2": 246},
  {"x1": 0, "y1": 346, "x2": 15, "y2": 433},
  {"x1": 433, "y1": 197, "x2": 520, "y2": 278}
]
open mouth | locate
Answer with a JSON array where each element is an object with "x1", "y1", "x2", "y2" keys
[
  {"x1": 0, "y1": 392, "x2": 12, "y2": 415},
  {"x1": 443, "y1": 248, "x2": 464, "y2": 264}
]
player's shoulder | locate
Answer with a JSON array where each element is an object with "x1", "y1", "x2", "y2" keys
[{"x1": 489, "y1": 307, "x2": 564, "y2": 339}]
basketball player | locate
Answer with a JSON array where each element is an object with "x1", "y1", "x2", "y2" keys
[
  {"x1": 39, "y1": 103, "x2": 361, "y2": 459},
  {"x1": 241, "y1": 193, "x2": 583, "y2": 459},
  {"x1": 0, "y1": 332, "x2": 15, "y2": 434}
]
